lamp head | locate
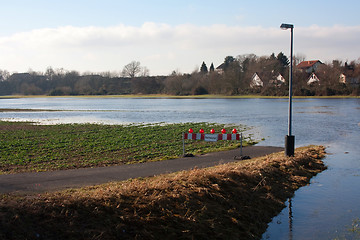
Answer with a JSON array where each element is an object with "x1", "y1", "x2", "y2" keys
[{"x1": 280, "y1": 23, "x2": 294, "y2": 30}]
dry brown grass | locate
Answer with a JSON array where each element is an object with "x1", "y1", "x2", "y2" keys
[{"x1": 0, "y1": 146, "x2": 326, "y2": 240}]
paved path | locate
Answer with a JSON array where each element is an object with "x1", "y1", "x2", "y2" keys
[{"x1": 0, "y1": 146, "x2": 283, "y2": 195}]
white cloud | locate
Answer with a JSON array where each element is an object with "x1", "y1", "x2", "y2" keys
[
  {"x1": 294, "y1": 25, "x2": 360, "y2": 62},
  {"x1": 0, "y1": 23, "x2": 359, "y2": 75}
]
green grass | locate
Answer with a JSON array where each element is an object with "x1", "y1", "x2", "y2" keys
[{"x1": 0, "y1": 121, "x2": 253, "y2": 173}]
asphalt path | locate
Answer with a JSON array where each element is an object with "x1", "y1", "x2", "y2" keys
[{"x1": 0, "y1": 146, "x2": 283, "y2": 195}]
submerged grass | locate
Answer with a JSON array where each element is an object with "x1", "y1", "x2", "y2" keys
[
  {"x1": 333, "y1": 218, "x2": 360, "y2": 240},
  {"x1": 0, "y1": 145, "x2": 326, "y2": 240},
  {"x1": 0, "y1": 121, "x2": 253, "y2": 174}
]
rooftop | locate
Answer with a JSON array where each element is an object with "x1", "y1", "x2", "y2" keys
[{"x1": 296, "y1": 60, "x2": 322, "y2": 69}]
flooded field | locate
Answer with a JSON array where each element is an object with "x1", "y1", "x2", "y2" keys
[{"x1": 0, "y1": 97, "x2": 359, "y2": 239}]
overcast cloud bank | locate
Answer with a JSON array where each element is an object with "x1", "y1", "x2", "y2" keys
[{"x1": 0, "y1": 23, "x2": 359, "y2": 75}]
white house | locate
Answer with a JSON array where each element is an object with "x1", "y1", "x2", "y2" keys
[
  {"x1": 250, "y1": 73, "x2": 264, "y2": 88},
  {"x1": 269, "y1": 73, "x2": 286, "y2": 87},
  {"x1": 276, "y1": 73, "x2": 286, "y2": 84},
  {"x1": 339, "y1": 73, "x2": 360, "y2": 85},
  {"x1": 339, "y1": 73, "x2": 346, "y2": 84},
  {"x1": 307, "y1": 73, "x2": 320, "y2": 85}
]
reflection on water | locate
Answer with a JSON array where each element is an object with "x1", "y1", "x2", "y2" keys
[
  {"x1": 262, "y1": 99, "x2": 360, "y2": 240},
  {"x1": 289, "y1": 199, "x2": 293, "y2": 240},
  {"x1": 0, "y1": 97, "x2": 359, "y2": 239},
  {"x1": 296, "y1": 105, "x2": 337, "y2": 115}
]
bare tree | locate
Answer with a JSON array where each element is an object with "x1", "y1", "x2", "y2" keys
[
  {"x1": 122, "y1": 61, "x2": 142, "y2": 78},
  {"x1": 0, "y1": 69, "x2": 10, "y2": 81},
  {"x1": 140, "y1": 66, "x2": 150, "y2": 77},
  {"x1": 294, "y1": 53, "x2": 306, "y2": 66},
  {"x1": 45, "y1": 66, "x2": 55, "y2": 81}
]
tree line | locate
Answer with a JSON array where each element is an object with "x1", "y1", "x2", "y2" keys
[{"x1": 0, "y1": 54, "x2": 359, "y2": 96}]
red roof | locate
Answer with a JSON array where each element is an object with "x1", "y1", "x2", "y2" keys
[{"x1": 296, "y1": 60, "x2": 321, "y2": 69}]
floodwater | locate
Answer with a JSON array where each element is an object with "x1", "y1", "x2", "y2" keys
[{"x1": 0, "y1": 97, "x2": 359, "y2": 239}]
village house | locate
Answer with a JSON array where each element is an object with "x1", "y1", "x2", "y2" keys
[
  {"x1": 296, "y1": 60, "x2": 322, "y2": 73},
  {"x1": 269, "y1": 73, "x2": 286, "y2": 87},
  {"x1": 339, "y1": 73, "x2": 360, "y2": 85},
  {"x1": 339, "y1": 73, "x2": 347, "y2": 84},
  {"x1": 250, "y1": 73, "x2": 264, "y2": 88},
  {"x1": 339, "y1": 63, "x2": 360, "y2": 85},
  {"x1": 307, "y1": 73, "x2": 320, "y2": 85},
  {"x1": 250, "y1": 72, "x2": 285, "y2": 88},
  {"x1": 215, "y1": 63, "x2": 225, "y2": 74}
]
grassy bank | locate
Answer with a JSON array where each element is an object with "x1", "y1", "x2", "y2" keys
[
  {"x1": 0, "y1": 121, "x2": 253, "y2": 174},
  {"x1": 0, "y1": 146, "x2": 326, "y2": 239}
]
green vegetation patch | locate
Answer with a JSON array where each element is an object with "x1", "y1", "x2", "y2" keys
[{"x1": 0, "y1": 121, "x2": 253, "y2": 173}]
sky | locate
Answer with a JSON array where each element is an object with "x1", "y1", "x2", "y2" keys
[{"x1": 0, "y1": 0, "x2": 359, "y2": 76}]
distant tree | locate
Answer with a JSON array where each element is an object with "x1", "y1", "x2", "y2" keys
[
  {"x1": 209, "y1": 63, "x2": 215, "y2": 72},
  {"x1": 132, "y1": 77, "x2": 163, "y2": 94},
  {"x1": 200, "y1": 61, "x2": 208, "y2": 73},
  {"x1": 54, "y1": 68, "x2": 66, "y2": 78},
  {"x1": 164, "y1": 74, "x2": 186, "y2": 95},
  {"x1": 316, "y1": 63, "x2": 346, "y2": 95},
  {"x1": 277, "y1": 52, "x2": 290, "y2": 67},
  {"x1": 140, "y1": 66, "x2": 150, "y2": 77},
  {"x1": 207, "y1": 71, "x2": 223, "y2": 94},
  {"x1": 122, "y1": 61, "x2": 142, "y2": 78},
  {"x1": 224, "y1": 56, "x2": 235, "y2": 70},
  {"x1": 193, "y1": 85, "x2": 208, "y2": 95},
  {"x1": 294, "y1": 53, "x2": 306, "y2": 66},
  {"x1": 45, "y1": 66, "x2": 55, "y2": 81},
  {"x1": 276, "y1": 52, "x2": 290, "y2": 75},
  {"x1": 332, "y1": 60, "x2": 343, "y2": 68},
  {"x1": 269, "y1": 53, "x2": 276, "y2": 60},
  {"x1": 170, "y1": 70, "x2": 182, "y2": 76},
  {"x1": 0, "y1": 69, "x2": 10, "y2": 81},
  {"x1": 237, "y1": 54, "x2": 257, "y2": 74}
]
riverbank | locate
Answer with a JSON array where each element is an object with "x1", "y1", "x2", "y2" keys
[{"x1": 0, "y1": 146, "x2": 327, "y2": 239}]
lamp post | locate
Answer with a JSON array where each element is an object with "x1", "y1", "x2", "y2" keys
[{"x1": 280, "y1": 23, "x2": 295, "y2": 157}]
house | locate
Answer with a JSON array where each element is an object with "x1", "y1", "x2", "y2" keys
[
  {"x1": 249, "y1": 72, "x2": 285, "y2": 88},
  {"x1": 269, "y1": 73, "x2": 286, "y2": 87},
  {"x1": 296, "y1": 60, "x2": 322, "y2": 73},
  {"x1": 307, "y1": 73, "x2": 320, "y2": 85},
  {"x1": 339, "y1": 73, "x2": 360, "y2": 85},
  {"x1": 339, "y1": 73, "x2": 346, "y2": 84},
  {"x1": 339, "y1": 63, "x2": 360, "y2": 85},
  {"x1": 215, "y1": 63, "x2": 225, "y2": 74},
  {"x1": 250, "y1": 73, "x2": 264, "y2": 88}
]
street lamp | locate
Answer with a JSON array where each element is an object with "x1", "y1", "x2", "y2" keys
[{"x1": 280, "y1": 23, "x2": 295, "y2": 157}]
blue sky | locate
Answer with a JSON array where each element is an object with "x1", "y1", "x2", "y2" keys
[{"x1": 0, "y1": 0, "x2": 359, "y2": 75}]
